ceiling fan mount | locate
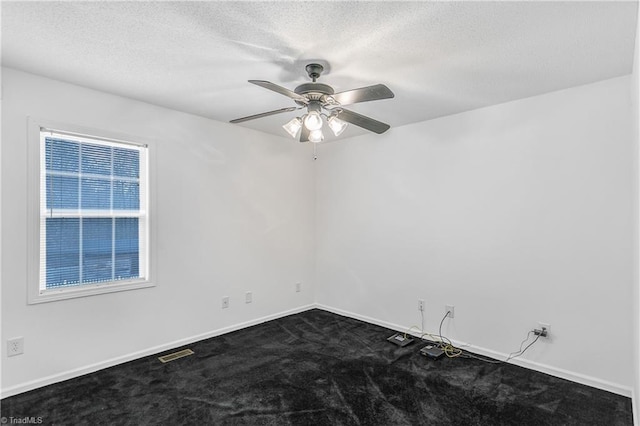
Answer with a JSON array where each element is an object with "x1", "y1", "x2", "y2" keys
[
  {"x1": 304, "y1": 63, "x2": 325, "y2": 82},
  {"x1": 230, "y1": 62, "x2": 394, "y2": 142}
]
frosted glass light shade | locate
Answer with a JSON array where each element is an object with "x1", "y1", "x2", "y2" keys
[
  {"x1": 282, "y1": 117, "x2": 302, "y2": 138},
  {"x1": 328, "y1": 116, "x2": 348, "y2": 136},
  {"x1": 303, "y1": 111, "x2": 323, "y2": 131},
  {"x1": 309, "y1": 129, "x2": 324, "y2": 143}
]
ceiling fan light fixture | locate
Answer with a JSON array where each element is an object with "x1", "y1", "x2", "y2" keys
[
  {"x1": 282, "y1": 117, "x2": 302, "y2": 138},
  {"x1": 303, "y1": 111, "x2": 323, "y2": 131},
  {"x1": 309, "y1": 129, "x2": 324, "y2": 143},
  {"x1": 328, "y1": 116, "x2": 348, "y2": 137}
]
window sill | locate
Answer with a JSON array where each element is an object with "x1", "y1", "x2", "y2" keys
[{"x1": 28, "y1": 279, "x2": 155, "y2": 304}]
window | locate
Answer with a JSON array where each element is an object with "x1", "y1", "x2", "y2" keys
[{"x1": 29, "y1": 119, "x2": 153, "y2": 303}]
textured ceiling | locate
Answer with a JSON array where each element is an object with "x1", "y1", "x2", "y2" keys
[{"x1": 2, "y1": 1, "x2": 638, "y2": 141}]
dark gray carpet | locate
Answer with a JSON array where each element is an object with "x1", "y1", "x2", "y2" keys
[{"x1": 1, "y1": 309, "x2": 633, "y2": 425}]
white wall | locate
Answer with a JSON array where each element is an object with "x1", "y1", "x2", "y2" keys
[
  {"x1": 1, "y1": 68, "x2": 316, "y2": 395},
  {"x1": 0, "y1": 66, "x2": 4, "y2": 401},
  {"x1": 2, "y1": 65, "x2": 637, "y2": 401},
  {"x1": 633, "y1": 3, "x2": 640, "y2": 423},
  {"x1": 315, "y1": 75, "x2": 635, "y2": 394}
]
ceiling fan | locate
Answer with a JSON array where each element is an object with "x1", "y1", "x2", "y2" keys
[{"x1": 230, "y1": 63, "x2": 394, "y2": 143}]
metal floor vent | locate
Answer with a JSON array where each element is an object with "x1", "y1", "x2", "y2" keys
[{"x1": 158, "y1": 349, "x2": 194, "y2": 363}]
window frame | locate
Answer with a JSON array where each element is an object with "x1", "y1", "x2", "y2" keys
[{"x1": 27, "y1": 117, "x2": 156, "y2": 304}]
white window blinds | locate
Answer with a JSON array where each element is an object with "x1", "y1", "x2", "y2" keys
[{"x1": 39, "y1": 129, "x2": 149, "y2": 292}]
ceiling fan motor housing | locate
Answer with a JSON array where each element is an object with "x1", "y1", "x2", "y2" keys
[
  {"x1": 294, "y1": 63, "x2": 336, "y2": 104},
  {"x1": 294, "y1": 83, "x2": 335, "y2": 104}
]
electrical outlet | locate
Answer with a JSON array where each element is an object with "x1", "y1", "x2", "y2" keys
[
  {"x1": 418, "y1": 299, "x2": 425, "y2": 312},
  {"x1": 445, "y1": 305, "x2": 455, "y2": 319},
  {"x1": 7, "y1": 337, "x2": 24, "y2": 357},
  {"x1": 295, "y1": 282, "x2": 301, "y2": 293},
  {"x1": 245, "y1": 291, "x2": 252, "y2": 304},
  {"x1": 535, "y1": 322, "x2": 550, "y2": 337},
  {"x1": 222, "y1": 296, "x2": 229, "y2": 309}
]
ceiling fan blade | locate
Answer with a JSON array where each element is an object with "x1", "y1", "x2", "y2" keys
[
  {"x1": 335, "y1": 108, "x2": 391, "y2": 134},
  {"x1": 299, "y1": 125, "x2": 310, "y2": 143},
  {"x1": 331, "y1": 84, "x2": 394, "y2": 106},
  {"x1": 230, "y1": 107, "x2": 298, "y2": 123},
  {"x1": 249, "y1": 80, "x2": 308, "y2": 104}
]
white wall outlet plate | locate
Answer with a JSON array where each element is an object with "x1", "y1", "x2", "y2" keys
[
  {"x1": 538, "y1": 322, "x2": 551, "y2": 336},
  {"x1": 445, "y1": 305, "x2": 455, "y2": 319},
  {"x1": 7, "y1": 337, "x2": 24, "y2": 357}
]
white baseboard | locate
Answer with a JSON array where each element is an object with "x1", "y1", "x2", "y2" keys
[
  {"x1": 2, "y1": 303, "x2": 633, "y2": 401},
  {"x1": 316, "y1": 304, "x2": 633, "y2": 398},
  {"x1": 1, "y1": 304, "x2": 316, "y2": 399}
]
